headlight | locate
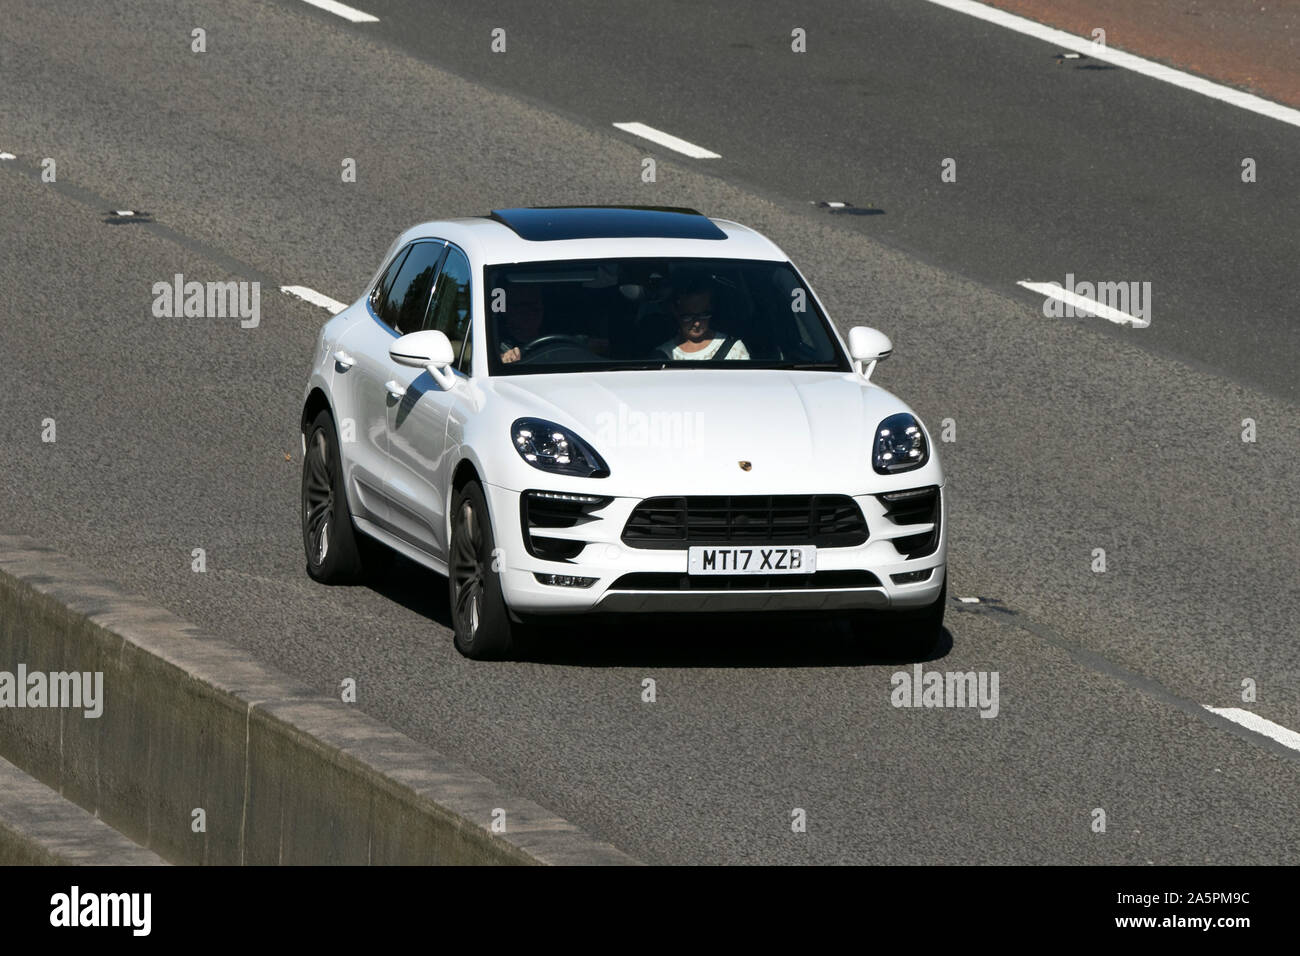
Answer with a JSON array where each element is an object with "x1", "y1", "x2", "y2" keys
[
  {"x1": 873, "y1": 413, "x2": 928, "y2": 474},
  {"x1": 511, "y1": 418, "x2": 610, "y2": 478}
]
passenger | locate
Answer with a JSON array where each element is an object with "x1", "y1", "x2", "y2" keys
[{"x1": 658, "y1": 284, "x2": 749, "y2": 361}]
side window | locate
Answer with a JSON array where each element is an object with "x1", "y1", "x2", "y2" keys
[
  {"x1": 379, "y1": 242, "x2": 444, "y2": 335},
  {"x1": 424, "y1": 247, "x2": 473, "y2": 374},
  {"x1": 369, "y1": 246, "x2": 410, "y2": 315}
]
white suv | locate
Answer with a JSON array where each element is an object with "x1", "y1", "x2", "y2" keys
[{"x1": 300, "y1": 207, "x2": 947, "y2": 659}]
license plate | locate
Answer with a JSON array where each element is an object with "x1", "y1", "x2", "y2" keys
[{"x1": 687, "y1": 545, "x2": 817, "y2": 575}]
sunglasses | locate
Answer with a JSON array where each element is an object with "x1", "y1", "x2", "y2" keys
[{"x1": 677, "y1": 311, "x2": 712, "y2": 323}]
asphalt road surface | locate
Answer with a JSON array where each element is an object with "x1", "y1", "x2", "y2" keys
[{"x1": 1, "y1": 0, "x2": 1296, "y2": 863}]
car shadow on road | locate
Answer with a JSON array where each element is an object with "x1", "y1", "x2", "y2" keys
[
  {"x1": 514, "y1": 614, "x2": 955, "y2": 669},
  {"x1": 368, "y1": 552, "x2": 954, "y2": 668},
  {"x1": 362, "y1": 552, "x2": 456, "y2": 629}
]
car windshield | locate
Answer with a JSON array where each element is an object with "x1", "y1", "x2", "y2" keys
[{"x1": 484, "y1": 257, "x2": 849, "y2": 374}]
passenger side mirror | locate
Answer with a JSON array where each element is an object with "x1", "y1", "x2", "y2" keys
[
  {"x1": 848, "y1": 326, "x2": 892, "y2": 380},
  {"x1": 391, "y1": 330, "x2": 458, "y2": 390}
]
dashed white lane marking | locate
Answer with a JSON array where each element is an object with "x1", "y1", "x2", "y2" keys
[
  {"x1": 300, "y1": 0, "x2": 378, "y2": 24},
  {"x1": 1203, "y1": 706, "x2": 1300, "y2": 753},
  {"x1": 0, "y1": 152, "x2": 16, "y2": 161},
  {"x1": 1017, "y1": 280, "x2": 1150, "y2": 328},
  {"x1": 612, "y1": 122, "x2": 722, "y2": 159},
  {"x1": 919, "y1": 0, "x2": 1300, "y2": 130},
  {"x1": 281, "y1": 286, "x2": 348, "y2": 315}
]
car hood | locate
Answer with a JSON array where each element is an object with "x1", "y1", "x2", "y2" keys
[{"x1": 485, "y1": 369, "x2": 936, "y2": 496}]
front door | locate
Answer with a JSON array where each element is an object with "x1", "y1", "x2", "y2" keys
[{"x1": 386, "y1": 244, "x2": 474, "y2": 560}]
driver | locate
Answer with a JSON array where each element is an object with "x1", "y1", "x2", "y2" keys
[
  {"x1": 499, "y1": 284, "x2": 545, "y2": 364},
  {"x1": 498, "y1": 282, "x2": 611, "y2": 363}
]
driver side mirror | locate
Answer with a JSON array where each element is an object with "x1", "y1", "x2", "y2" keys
[
  {"x1": 847, "y1": 326, "x2": 892, "y2": 380},
  {"x1": 390, "y1": 330, "x2": 459, "y2": 390}
]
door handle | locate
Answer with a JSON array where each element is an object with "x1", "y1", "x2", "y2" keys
[
  {"x1": 332, "y1": 349, "x2": 355, "y2": 369},
  {"x1": 384, "y1": 380, "x2": 406, "y2": 400}
]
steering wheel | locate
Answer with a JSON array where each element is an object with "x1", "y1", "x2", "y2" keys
[{"x1": 520, "y1": 334, "x2": 590, "y2": 357}]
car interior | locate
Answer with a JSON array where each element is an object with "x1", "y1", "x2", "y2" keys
[{"x1": 486, "y1": 258, "x2": 840, "y2": 367}]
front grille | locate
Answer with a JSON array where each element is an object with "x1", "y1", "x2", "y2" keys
[
  {"x1": 609, "y1": 570, "x2": 881, "y2": 591},
  {"x1": 622, "y1": 495, "x2": 868, "y2": 549},
  {"x1": 878, "y1": 486, "x2": 941, "y2": 559}
]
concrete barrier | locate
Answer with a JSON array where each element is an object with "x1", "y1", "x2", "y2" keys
[
  {"x1": 0, "y1": 754, "x2": 166, "y2": 865},
  {"x1": 0, "y1": 536, "x2": 635, "y2": 865}
]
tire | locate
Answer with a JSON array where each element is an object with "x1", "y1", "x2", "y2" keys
[
  {"x1": 449, "y1": 480, "x2": 519, "y2": 660},
  {"x1": 851, "y1": 578, "x2": 946, "y2": 659},
  {"x1": 301, "y1": 409, "x2": 369, "y2": 584}
]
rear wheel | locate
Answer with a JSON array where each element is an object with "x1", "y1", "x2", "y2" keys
[
  {"x1": 449, "y1": 480, "x2": 520, "y2": 660},
  {"x1": 851, "y1": 578, "x2": 946, "y2": 659},
  {"x1": 301, "y1": 409, "x2": 367, "y2": 583}
]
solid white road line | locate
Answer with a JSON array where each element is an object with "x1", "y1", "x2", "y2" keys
[
  {"x1": 281, "y1": 286, "x2": 348, "y2": 315},
  {"x1": 300, "y1": 0, "x2": 378, "y2": 24},
  {"x1": 919, "y1": 0, "x2": 1300, "y2": 130},
  {"x1": 612, "y1": 122, "x2": 722, "y2": 159},
  {"x1": 1017, "y1": 280, "x2": 1149, "y2": 328},
  {"x1": 1203, "y1": 706, "x2": 1300, "y2": 753}
]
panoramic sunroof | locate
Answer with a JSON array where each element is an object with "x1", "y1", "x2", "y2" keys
[{"x1": 488, "y1": 206, "x2": 728, "y2": 241}]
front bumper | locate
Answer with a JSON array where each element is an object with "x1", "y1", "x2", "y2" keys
[{"x1": 484, "y1": 482, "x2": 947, "y2": 615}]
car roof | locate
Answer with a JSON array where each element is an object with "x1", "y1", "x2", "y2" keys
[{"x1": 388, "y1": 207, "x2": 788, "y2": 264}]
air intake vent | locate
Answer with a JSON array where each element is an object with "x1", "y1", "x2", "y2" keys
[
  {"x1": 520, "y1": 491, "x2": 611, "y2": 562},
  {"x1": 877, "y1": 486, "x2": 941, "y2": 559}
]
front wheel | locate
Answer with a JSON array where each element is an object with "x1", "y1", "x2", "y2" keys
[
  {"x1": 449, "y1": 480, "x2": 520, "y2": 660},
  {"x1": 301, "y1": 409, "x2": 368, "y2": 584}
]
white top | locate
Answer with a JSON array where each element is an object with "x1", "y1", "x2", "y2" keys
[{"x1": 658, "y1": 335, "x2": 750, "y2": 361}]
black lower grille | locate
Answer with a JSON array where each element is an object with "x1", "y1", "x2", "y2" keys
[
  {"x1": 622, "y1": 495, "x2": 867, "y2": 549},
  {"x1": 878, "y1": 486, "x2": 941, "y2": 559},
  {"x1": 520, "y1": 490, "x2": 611, "y2": 563},
  {"x1": 609, "y1": 570, "x2": 881, "y2": 591}
]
